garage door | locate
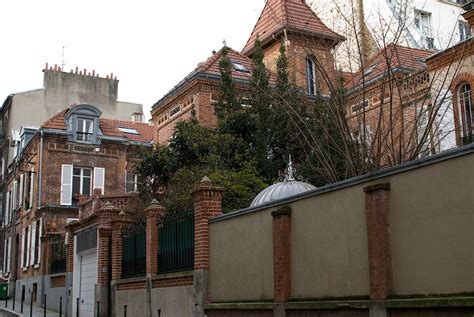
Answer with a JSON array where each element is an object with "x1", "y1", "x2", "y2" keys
[{"x1": 79, "y1": 252, "x2": 97, "y2": 316}]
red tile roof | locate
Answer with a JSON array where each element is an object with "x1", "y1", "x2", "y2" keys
[
  {"x1": 42, "y1": 108, "x2": 154, "y2": 143},
  {"x1": 242, "y1": 0, "x2": 344, "y2": 55},
  {"x1": 153, "y1": 47, "x2": 276, "y2": 109},
  {"x1": 345, "y1": 44, "x2": 432, "y2": 90}
]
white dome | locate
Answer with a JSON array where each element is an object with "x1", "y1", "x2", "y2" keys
[{"x1": 250, "y1": 180, "x2": 316, "y2": 207}]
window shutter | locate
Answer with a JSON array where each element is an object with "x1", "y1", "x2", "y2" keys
[
  {"x1": 60, "y1": 165, "x2": 73, "y2": 206},
  {"x1": 19, "y1": 174, "x2": 24, "y2": 209},
  {"x1": 26, "y1": 225, "x2": 30, "y2": 268},
  {"x1": 29, "y1": 170, "x2": 35, "y2": 210},
  {"x1": 37, "y1": 218, "x2": 42, "y2": 264},
  {"x1": 4, "y1": 192, "x2": 9, "y2": 225},
  {"x1": 20, "y1": 228, "x2": 25, "y2": 269},
  {"x1": 30, "y1": 222, "x2": 36, "y2": 266},
  {"x1": 3, "y1": 239, "x2": 7, "y2": 272},
  {"x1": 7, "y1": 238, "x2": 11, "y2": 273},
  {"x1": 93, "y1": 167, "x2": 105, "y2": 195},
  {"x1": 12, "y1": 181, "x2": 17, "y2": 210}
]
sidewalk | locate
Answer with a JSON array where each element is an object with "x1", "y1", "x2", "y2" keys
[{"x1": 0, "y1": 299, "x2": 60, "y2": 317}]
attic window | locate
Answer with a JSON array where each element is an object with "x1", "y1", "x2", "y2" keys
[
  {"x1": 77, "y1": 118, "x2": 94, "y2": 142},
  {"x1": 118, "y1": 127, "x2": 139, "y2": 135},
  {"x1": 231, "y1": 61, "x2": 249, "y2": 72},
  {"x1": 363, "y1": 64, "x2": 377, "y2": 77}
]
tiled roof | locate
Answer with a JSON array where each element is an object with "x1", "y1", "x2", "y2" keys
[
  {"x1": 152, "y1": 47, "x2": 276, "y2": 109},
  {"x1": 345, "y1": 44, "x2": 432, "y2": 90},
  {"x1": 242, "y1": 0, "x2": 344, "y2": 55},
  {"x1": 42, "y1": 108, "x2": 154, "y2": 143}
]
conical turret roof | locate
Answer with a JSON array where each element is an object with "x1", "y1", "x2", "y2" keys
[{"x1": 242, "y1": 0, "x2": 344, "y2": 56}]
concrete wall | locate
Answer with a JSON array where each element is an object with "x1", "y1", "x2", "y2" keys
[
  {"x1": 209, "y1": 208, "x2": 274, "y2": 302},
  {"x1": 114, "y1": 285, "x2": 195, "y2": 316},
  {"x1": 389, "y1": 153, "x2": 474, "y2": 294},
  {"x1": 290, "y1": 185, "x2": 370, "y2": 298},
  {"x1": 208, "y1": 149, "x2": 473, "y2": 302}
]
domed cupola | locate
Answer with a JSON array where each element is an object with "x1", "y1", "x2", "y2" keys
[{"x1": 250, "y1": 157, "x2": 316, "y2": 207}]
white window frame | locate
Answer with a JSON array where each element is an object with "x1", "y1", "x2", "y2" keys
[
  {"x1": 76, "y1": 118, "x2": 94, "y2": 142},
  {"x1": 125, "y1": 172, "x2": 138, "y2": 193},
  {"x1": 73, "y1": 167, "x2": 92, "y2": 197}
]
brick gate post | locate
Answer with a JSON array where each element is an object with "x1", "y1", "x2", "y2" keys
[{"x1": 191, "y1": 176, "x2": 224, "y2": 317}]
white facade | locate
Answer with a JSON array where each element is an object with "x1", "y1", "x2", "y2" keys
[{"x1": 310, "y1": 0, "x2": 469, "y2": 71}]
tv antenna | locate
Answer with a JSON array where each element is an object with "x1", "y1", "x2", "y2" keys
[{"x1": 61, "y1": 46, "x2": 67, "y2": 70}]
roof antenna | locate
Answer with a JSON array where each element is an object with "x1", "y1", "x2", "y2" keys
[{"x1": 61, "y1": 45, "x2": 67, "y2": 71}]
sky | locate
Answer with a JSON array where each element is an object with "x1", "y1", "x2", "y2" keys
[{"x1": 0, "y1": 0, "x2": 265, "y2": 120}]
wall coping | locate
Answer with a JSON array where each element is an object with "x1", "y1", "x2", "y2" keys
[
  {"x1": 210, "y1": 143, "x2": 474, "y2": 223},
  {"x1": 204, "y1": 296, "x2": 474, "y2": 310}
]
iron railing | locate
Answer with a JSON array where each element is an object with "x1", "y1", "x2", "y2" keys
[
  {"x1": 122, "y1": 227, "x2": 146, "y2": 278},
  {"x1": 158, "y1": 210, "x2": 194, "y2": 273}
]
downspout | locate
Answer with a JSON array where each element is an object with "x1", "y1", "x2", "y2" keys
[
  {"x1": 38, "y1": 129, "x2": 43, "y2": 209},
  {"x1": 38, "y1": 128, "x2": 46, "y2": 309}
]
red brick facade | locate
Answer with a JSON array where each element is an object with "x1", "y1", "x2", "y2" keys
[
  {"x1": 364, "y1": 183, "x2": 393, "y2": 300},
  {"x1": 271, "y1": 206, "x2": 292, "y2": 303}
]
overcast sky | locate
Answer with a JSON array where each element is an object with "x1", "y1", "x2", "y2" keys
[{"x1": 0, "y1": 0, "x2": 265, "y2": 119}]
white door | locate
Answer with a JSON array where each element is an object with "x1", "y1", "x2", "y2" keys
[{"x1": 79, "y1": 252, "x2": 97, "y2": 316}]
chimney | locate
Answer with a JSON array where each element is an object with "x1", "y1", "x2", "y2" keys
[{"x1": 462, "y1": 2, "x2": 474, "y2": 31}]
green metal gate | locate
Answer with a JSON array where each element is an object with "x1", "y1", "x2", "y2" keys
[
  {"x1": 122, "y1": 227, "x2": 146, "y2": 278},
  {"x1": 158, "y1": 210, "x2": 194, "y2": 273}
]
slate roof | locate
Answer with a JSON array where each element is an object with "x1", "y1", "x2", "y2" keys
[
  {"x1": 42, "y1": 108, "x2": 154, "y2": 143},
  {"x1": 152, "y1": 47, "x2": 276, "y2": 109},
  {"x1": 242, "y1": 0, "x2": 344, "y2": 55},
  {"x1": 345, "y1": 44, "x2": 432, "y2": 90}
]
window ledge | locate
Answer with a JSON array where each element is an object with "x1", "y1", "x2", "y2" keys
[{"x1": 34, "y1": 264, "x2": 40, "y2": 269}]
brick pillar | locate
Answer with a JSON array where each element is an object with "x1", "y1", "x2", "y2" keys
[
  {"x1": 191, "y1": 176, "x2": 224, "y2": 317},
  {"x1": 364, "y1": 183, "x2": 393, "y2": 302},
  {"x1": 144, "y1": 199, "x2": 166, "y2": 276},
  {"x1": 191, "y1": 176, "x2": 224, "y2": 270},
  {"x1": 272, "y1": 206, "x2": 292, "y2": 307},
  {"x1": 110, "y1": 213, "x2": 134, "y2": 281},
  {"x1": 96, "y1": 202, "x2": 121, "y2": 317}
]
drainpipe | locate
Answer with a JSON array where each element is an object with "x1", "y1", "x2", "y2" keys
[{"x1": 38, "y1": 129, "x2": 43, "y2": 208}]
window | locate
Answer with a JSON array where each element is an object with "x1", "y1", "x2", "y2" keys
[
  {"x1": 415, "y1": 11, "x2": 434, "y2": 49},
  {"x1": 169, "y1": 105, "x2": 181, "y2": 118},
  {"x1": 231, "y1": 61, "x2": 249, "y2": 72},
  {"x1": 459, "y1": 21, "x2": 472, "y2": 42},
  {"x1": 23, "y1": 226, "x2": 29, "y2": 268},
  {"x1": 61, "y1": 165, "x2": 105, "y2": 206},
  {"x1": 306, "y1": 57, "x2": 317, "y2": 95},
  {"x1": 118, "y1": 127, "x2": 139, "y2": 134},
  {"x1": 34, "y1": 219, "x2": 41, "y2": 264},
  {"x1": 76, "y1": 118, "x2": 94, "y2": 142},
  {"x1": 72, "y1": 167, "x2": 92, "y2": 199},
  {"x1": 458, "y1": 83, "x2": 473, "y2": 143},
  {"x1": 125, "y1": 173, "x2": 138, "y2": 193}
]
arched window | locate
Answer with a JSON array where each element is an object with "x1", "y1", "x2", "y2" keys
[
  {"x1": 306, "y1": 57, "x2": 316, "y2": 95},
  {"x1": 458, "y1": 83, "x2": 473, "y2": 143}
]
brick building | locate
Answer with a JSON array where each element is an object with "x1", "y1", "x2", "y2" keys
[
  {"x1": 0, "y1": 66, "x2": 144, "y2": 285},
  {"x1": 151, "y1": 0, "x2": 344, "y2": 144},
  {"x1": 344, "y1": 44, "x2": 434, "y2": 164},
  {"x1": 2, "y1": 104, "x2": 152, "y2": 314}
]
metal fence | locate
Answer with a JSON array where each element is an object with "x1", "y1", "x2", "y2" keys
[
  {"x1": 158, "y1": 210, "x2": 194, "y2": 273},
  {"x1": 50, "y1": 236, "x2": 66, "y2": 274},
  {"x1": 122, "y1": 225, "x2": 146, "y2": 278}
]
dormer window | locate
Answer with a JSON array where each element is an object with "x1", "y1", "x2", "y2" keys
[
  {"x1": 76, "y1": 118, "x2": 94, "y2": 142},
  {"x1": 65, "y1": 104, "x2": 102, "y2": 144}
]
